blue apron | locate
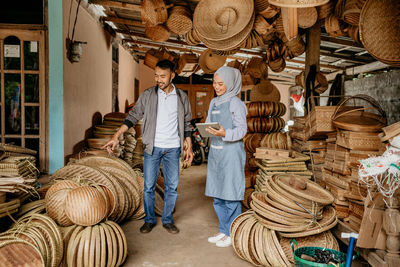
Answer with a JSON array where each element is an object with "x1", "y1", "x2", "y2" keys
[{"x1": 205, "y1": 100, "x2": 246, "y2": 201}]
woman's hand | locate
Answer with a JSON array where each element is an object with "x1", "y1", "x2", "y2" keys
[{"x1": 205, "y1": 125, "x2": 225, "y2": 137}]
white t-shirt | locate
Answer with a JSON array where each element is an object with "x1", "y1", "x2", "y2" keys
[{"x1": 154, "y1": 85, "x2": 180, "y2": 148}]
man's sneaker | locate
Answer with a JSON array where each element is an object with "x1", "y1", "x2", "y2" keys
[
  {"x1": 216, "y1": 236, "x2": 232, "y2": 247},
  {"x1": 163, "y1": 223, "x2": 180, "y2": 234},
  {"x1": 208, "y1": 233, "x2": 226, "y2": 243},
  {"x1": 140, "y1": 222, "x2": 156, "y2": 233}
]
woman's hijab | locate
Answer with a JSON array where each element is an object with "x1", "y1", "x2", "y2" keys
[{"x1": 213, "y1": 66, "x2": 242, "y2": 106}]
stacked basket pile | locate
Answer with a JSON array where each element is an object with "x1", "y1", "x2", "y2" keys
[
  {"x1": 0, "y1": 214, "x2": 64, "y2": 267},
  {"x1": 322, "y1": 95, "x2": 386, "y2": 229},
  {"x1": 0, "y1": 145, "x2": 39, "y2": 218},
  {"x1": 231, "y1": 176, "x2": 340, "y2": 266},
  {"x1": 241, "y1": 96, "x2": 289, "y2": 208}
]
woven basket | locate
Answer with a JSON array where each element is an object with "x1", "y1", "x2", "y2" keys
[
  {"x1": 141, "y1": 0, "x2": 169, "y2": 26},
  {"x1": 359, "y1": 0, "x2": 400, "y2": 67},
  {"x1": 145, "y1": 24, "x2": 170, "y2": 42},
  {"x1": 246, "y1": 57, "x2": 268, "y2": 79},
  {"x1": 166, "y1": 6, "x2": 192, "y2": 35},
  {"x1": 316, "y1": 1, "x2": 334, "y2": 19},
  {"x1": 268, "y1": 57, "x2": 286, "y2": 72},
  {"x1": 343, "y1": 0, "x2": 366, "y2": 26},
  {"x1": 254, "y1": 15, "x2": 274, "y2": 35},
  {"x1": 325, "y1": 14, "x2": 346, "y2": 37},
  {"x1": 336, "y1": 131, "x2": 383, "y2": 151},
  {"x1": 0, "y1": 239, "x2": 45, "y2": 267},
  {"x1": 247, "y1": 101, "x2": 286, "y2": 117},
  {"x1": 298, "y1": 7, "x2": 318, "y2": 28},
  {"x1": 286, "y1": 35, "x2": 305, "y2": 57},
  {"x1": 346, "y1": 25, "x2": 360, "y2": 43}
]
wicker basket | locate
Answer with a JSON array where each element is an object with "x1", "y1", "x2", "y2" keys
[
  {"x1": 298, "y1": 7, "x2": 318, "y2": 29},
  {"x1": 254, "y1": 15, "x2": 274, "y2": 35},
  {"x1": 145, "y1": 24, "x2": 170, "y2": 42},
  {"x1": 343, "y1": 0, "x2": 366, "y2": 26},
  {"x1": 316, "y1": 1, "x2": 334, "y2": 19},
  {"x1": 325, "y1": 14, "x2": 346, "y2": 37},
  {"x1": 336, "y1": 131, "x2": 383, "y2": 151},
  {"x1": 246, "y1": 57, "x2": 268, "y2": 79},
  {"x1": 166, "y1": 6, "x2": 192, "y2": 35},
  {"x1": 141, "y1": 0, "x2": 169, "y2": 26}
]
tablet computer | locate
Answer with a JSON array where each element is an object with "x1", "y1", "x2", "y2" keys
[{"x1": 195, "y1": 122, "x2": 220, "y2": 138}]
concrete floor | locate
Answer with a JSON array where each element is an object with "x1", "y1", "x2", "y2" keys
[{"x1": 121, "y1": 164, "x2": 252, "y2": 267}]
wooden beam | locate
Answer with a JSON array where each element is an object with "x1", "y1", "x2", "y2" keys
[
  {"x1": 345, "y1": 61, "x2": 390, "y2": 75},
  {"x1": 305, "y1": 21, "x2": 321, "y2": 109},
  {"x1": 89, "y1": 0, "x2": 141, "y2": 12},
  {"x1": 288, "y1": 59, "x2": 343, "y2": 70},
  {"x1": 320, "y1": 50, "x2": 374, "y2": 64},
  {"x1": 320, "y1": 35, "x2": 363, "y2": 49},
  {"x1": 102, "y1": 16, "x2": 144, "y2": 27}
]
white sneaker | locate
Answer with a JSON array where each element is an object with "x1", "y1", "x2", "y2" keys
[
  {"x1": 216, "y1": 236, "x2": 232, "y2": 247},
  {"x1": 208, "y1": 233, "x2": 226, "y2": 243}
]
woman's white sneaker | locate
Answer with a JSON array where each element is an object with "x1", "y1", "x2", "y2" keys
[
  {"x1": 216, "y1": 236, "x2": 232, "y2": 247},
  {"x1": 208, "y1": 233, "x2": 226, "y2": 243}
]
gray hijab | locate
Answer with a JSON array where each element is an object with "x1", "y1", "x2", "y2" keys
[{"x1": 213, "y1": 66, "x2": 242, "y2": 106}]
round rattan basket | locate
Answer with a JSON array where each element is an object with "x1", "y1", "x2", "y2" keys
[
  {"x1": 298, "y1": 7, "x2": 318, "y2": 28},
  {"x1": 359, "y1": 0, "x2": 400, "y2": 67},
  {"x1": 166, "y1": 6, "x2": 192, "y2": 35},
  {"x1": 141, "y1": 0, "x2": 169, "y2": 26},
  {"x1": 325, "y1": 14, "x2": 346, "y2": 37},
  {"x1": 343, "y1": 0, "x2": 366, "y2": 26},
  {"x1": 317, "y1": 1, "x2": 334, "y2": 19},
  {"x1": 145, "y1": 24, "x2": 170, "y2": 42}
]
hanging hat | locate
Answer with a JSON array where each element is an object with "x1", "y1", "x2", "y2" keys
[
  {"x1": 145, "y1": 25, "x2": 170, "y2": 42},
  {"x1": 250, "y1": 79, "x2": 281, "y2": 102},
  {"x1": 198, "y1": 49, "x2": 227, "y2": 74},
  {"x1": 193, "y1": 0, "x2": 254, "y2": 41}
]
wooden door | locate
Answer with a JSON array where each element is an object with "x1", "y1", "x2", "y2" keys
[
  {"x1": 176, "y1": 84, "x2": 214, "y2": 122},
  {"x1": 0, "y1": 29, "x2": 46, "y2": 170}
]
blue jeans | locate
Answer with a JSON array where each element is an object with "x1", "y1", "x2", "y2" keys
[
  {"x1": 213, "y1": 198, "x2": 242, "y2": 236},
  {"x1": 143, "y1": 147, "x2": 181, "y2": 225}
]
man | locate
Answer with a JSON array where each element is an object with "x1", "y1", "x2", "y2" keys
[{"x1": 103, "y1": 59, "x2": 194, "y2": 234}]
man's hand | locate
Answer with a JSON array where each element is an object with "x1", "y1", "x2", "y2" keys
[
  {"x1": 205, "y1": 124, "x2": 225, "y2": 137},
  {"x1": 101, "y1": 136, "x2": 119, "y2": 154},
  {"x1": 101, "y1": 124, "x2": 128, "y2": 154},
  {"x1": 185, "y1": 137, "x2": 194, "y2": 165}
]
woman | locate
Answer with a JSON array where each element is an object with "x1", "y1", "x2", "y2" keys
[{"x1": 205, "y1": 66, "x2": 247, "y2": 248}]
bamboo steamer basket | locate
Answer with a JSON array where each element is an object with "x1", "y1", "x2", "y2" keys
[
  {"x1": 145, "y1": 24, "x2": 170, "y2": 42},
  {"x1": 65, "y1": 186, "x2": 108, "y2": 226},
  {"x1": 359, "y1": 0, "x2": 400, "y2": 67},
  {"x1": 325, "y1": 14, "x2": 346, "y2": 37},
  {"x1": 269, "y1": 0, "x2": 329, "y2": 8},
  {"x1": 298, "y1": 7, "x2": 318, "y2": 28},
  {"x1": 166, "y1": 6, "x2": 192, "y2": 35}
]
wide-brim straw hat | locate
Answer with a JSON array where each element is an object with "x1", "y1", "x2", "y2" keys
[
  {"x1": 359, "y1": 0, "x2": 400, "y2": 67},
  {"x1": 269, "y1": 0, "x2": 329, "y2": 8},
  {"x1": 196, "y1": 13, "x2": 256, "y2": 51},
  {"x1": 193, "y1": 0, "x2": 254, "y2": 41},
  {"x1": 250, "y1": 79, "x2": 281, "y2": 102},
  {"x1": 145, "y1": 24, "x2": 170, "y2": 42},
  {"x1": 198, "y1": 49, "x2": 227, "y2": 73}
]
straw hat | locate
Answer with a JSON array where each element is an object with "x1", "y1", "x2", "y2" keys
[
  {"x1": 198, "y1": 49, "x2": 227, "y2": 74},
  {"x1": 193, "y1": 0, "x2": 254, "y2": 41},
  {"x1": 250, "y1": 79, "x2": 281, "y2": 102},
  {"x1": 269, "y1": 0, "x2": 329, "y2": 8}
]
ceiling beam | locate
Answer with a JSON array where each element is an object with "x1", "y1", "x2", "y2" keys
[
  {"x1": 102, "y1": 16, "x2": 144, "y2": 27},
  {"x1": 89, "y1": 0, "x2": 141, "y2": 12},
  {"x1": 320, "y1": 35, "x2": 363, "y2": 49},
  {"x1": 320, "y1": 50, "x2": 373, "y2": 65},
  {"x1": 345, "y1": 61, "x2": 390, "y2": 75}
]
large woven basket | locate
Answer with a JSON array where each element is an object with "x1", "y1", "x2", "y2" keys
[
  {"x1": 141, "y1": 0, "x2": 169, "y2": 26},
  {"x1": 343, "y1": 0, "x2": 366, "y2": 26},
  {"x1": 145, "y1": 24, "x2": 170, "y2": 42},
  {"x1": 359, "y1": 0, "x2": 400, "y2": 67},
  {"x1": 325, "y1": 14, "x2": 346, "y2": 37},
  {"x1": 166, "y1": 6, "x2": 192, "y2": 35}
]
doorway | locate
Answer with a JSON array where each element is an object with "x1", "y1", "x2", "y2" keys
[{"x1": 0, "y1": 29, "x2": 46, "y2": 170}]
